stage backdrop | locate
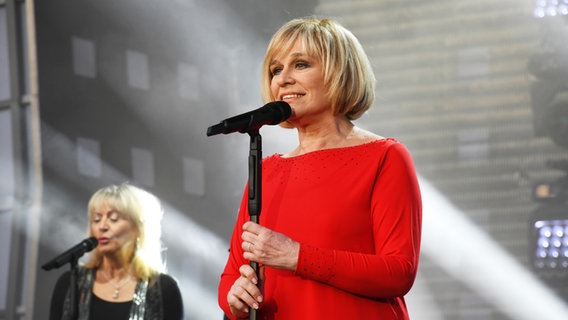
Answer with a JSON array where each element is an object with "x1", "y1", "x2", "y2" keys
[{"x1": 31, "y1": 1, "x2": 568, "y2": 320}]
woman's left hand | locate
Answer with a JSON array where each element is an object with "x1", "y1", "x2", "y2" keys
[{"x1": 241, "y1": 221, "x2": 300, "y2": 271}]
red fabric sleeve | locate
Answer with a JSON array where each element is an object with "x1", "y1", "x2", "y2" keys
[{"x1": 294, "y1": 142, "x2": 422, "y2": 298}]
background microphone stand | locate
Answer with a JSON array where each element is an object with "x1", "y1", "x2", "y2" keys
[
  {"x1": 69, "y1": 256, "x2": 80, "y2": 320},
  {"x1": 247, "y1": 130, "x2": 262, "y2": 320},
  {"x1": 42, "y1": 238, "x2": 97, "y2": 320}
]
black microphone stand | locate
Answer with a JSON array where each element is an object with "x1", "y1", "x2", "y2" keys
[
  {"x1": 247, "y1": 130, "x2": 262, "y2": 320},
  {"x1": 69, "y1": 255, "x2": 80, "y2": 320}
]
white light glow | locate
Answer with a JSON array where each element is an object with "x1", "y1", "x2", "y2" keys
[
  {"x1": 534, "y1": 0, "x2": 568, "y2": 17},
  {"x1": 419, "y1": 175, "x2": 568, "y2": 319}
]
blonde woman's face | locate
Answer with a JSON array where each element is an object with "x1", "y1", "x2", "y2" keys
[
  {"x1": 90, "y1": 203, "x2": 137, "y2": 256},
  {"x1": 269, "y1": 40, "x2": 331, "y2": 125}
]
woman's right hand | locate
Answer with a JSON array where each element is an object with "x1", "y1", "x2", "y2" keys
[{"x1": 227, "y1": 264, "x2": 264, "y2": 318}]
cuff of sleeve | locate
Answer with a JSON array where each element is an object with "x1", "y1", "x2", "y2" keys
[{"x1": 295, "y1": 243, "x2": 335, "y2": 282}]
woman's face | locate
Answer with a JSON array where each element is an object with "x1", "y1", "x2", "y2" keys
[
  {"x1": 90, "y1": 203, "x2": 137, "y2": 257},
  {"x1": 269, "y1": 40, "x2": 331, "y2": 125}
]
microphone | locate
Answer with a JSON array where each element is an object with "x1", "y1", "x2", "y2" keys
[
  {"x1": 206, "y1": 101, "x2": 292, "y2": 136},
  {"x1": 41, "y1": 237, "x2": 98, "y2": 271}
]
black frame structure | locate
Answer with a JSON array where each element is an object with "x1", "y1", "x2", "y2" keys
[{"x1": 0, "y1": 0, "x2": 41, "y2": 319}]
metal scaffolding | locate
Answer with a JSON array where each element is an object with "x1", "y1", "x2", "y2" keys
[{"x1": 0, "y1": 0, "x2": 41, "y2": 319}]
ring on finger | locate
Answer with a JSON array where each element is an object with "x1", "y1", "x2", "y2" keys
[{"x1": 248, "y1": 242, "x2": 253, "y2": 252}]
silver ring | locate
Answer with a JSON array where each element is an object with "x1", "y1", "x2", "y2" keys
[{"x1": 248, "y1": 243, "x2": 253, "y2": 252}]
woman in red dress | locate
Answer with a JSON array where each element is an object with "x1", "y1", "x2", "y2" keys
[{"x1": 218, "y1": 16, "x2": 422, "y2": 320}]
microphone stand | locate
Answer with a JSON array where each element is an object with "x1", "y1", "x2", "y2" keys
[
  {"x1": 247, "y1": 130, "x2": 262, "y2": 320},
  {"x1": 69, "y1": 255, "x2": 79, "y2": 320}
]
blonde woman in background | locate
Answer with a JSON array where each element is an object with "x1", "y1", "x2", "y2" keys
[{"x1": 49, "y1": 183, "x2": 183, "y2": 320}]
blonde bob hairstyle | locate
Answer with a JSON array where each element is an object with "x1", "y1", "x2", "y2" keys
[
  {"x1": 84, "y1": 183, "x2": 165, "y2": 281},
  {"x1": 261, "y1": 17, "x2": 376, "y2": 122}
]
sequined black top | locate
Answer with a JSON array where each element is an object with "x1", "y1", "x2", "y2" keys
[{"x1": 49, "y1": 267, "x2": 183, "y2": 320}]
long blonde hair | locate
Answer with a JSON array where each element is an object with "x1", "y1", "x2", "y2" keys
[{"x1": 84, "y1": 183, "x2": 165, "y2": 280}]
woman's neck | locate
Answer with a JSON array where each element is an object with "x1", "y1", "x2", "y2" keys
[
  {"x1": 100, "y1": 258, "x2": 130, "y2": 278},
  {"x1": 284, "y1": 116, "x2": 382, "y2": 158},
  {"x1": 288, "y1": 118, "x2": 356, "y2": 156}
]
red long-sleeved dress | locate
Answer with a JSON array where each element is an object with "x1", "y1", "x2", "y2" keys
[{"x1": 218, "y1": 138, "x2": 422, "y2": 319}]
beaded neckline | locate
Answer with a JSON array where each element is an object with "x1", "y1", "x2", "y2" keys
[{"x1": 276, "y1": 138, "x2": 392, "y2": 160}]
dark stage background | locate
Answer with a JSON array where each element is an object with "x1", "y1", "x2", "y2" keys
[{"x1": 4, "y1": 0, "x2": 567, "y2": 319}]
